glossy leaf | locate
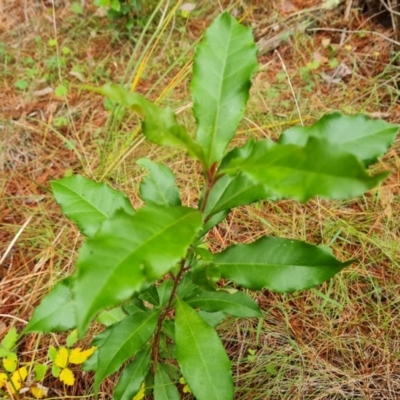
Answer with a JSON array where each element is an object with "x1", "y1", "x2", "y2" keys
[
  {"x1": 138, "y1": 284, "x2": 160, "y2": 306},
  {"x1": 24, "y1": 278, "x2": 75, "y2": 334},
  {"x1": 192, "y1": 12, "x2": 258, "y2": 167},
  {"x1": 191, "y1": 263, "x2": 220, "y2": 291},
  {"x1": 51, "y1": 175, "x2": 135, "y2": 238},
  {"x1": 186, "y1": 289, "x2": 262, "y2": 317},
  {"x1": 87, "y1": 84, "x2": 205, "y2": 164},
  {"x1": 215, "y1": 236, "x2": 352, "y2": 293},
  {"x1": 175, "y1": 298, "x2": 233, "y2": 400},
  {"x1": 73, "y1": 205, "x2": 202, "y2": 334},
  {"x1": 137, "y1": 158, "x2": 181, "y2": 206},
  {"x1": 279, "y1": 112, "x2": 400, "y2": 165},
  {"x1": 205, "y1": 174, "x2": 276, "y2": 217},
  {"x1": 198, "y1": 210, "x2": 229, "y2": 238},
  {"x1": 113, "y1": 345, "x2": 151, "y2": 400},
  {"x1": 197, "y1": 310, "x2": 227, "y2": 327},
  {"x1": 94, "y1": 310, "x2": 159, "y2": 391},
  {"x1": 154, "y1": 364, "x2": 181, "y2": 400},
  {"x1": 157, "y1": 280, "x2": 173, "y2": 307},
  {"x1": 97, "y1": 307, "x2": 127, "y2": 327},
  {"x1": 82, "y1": 329, "x2": 112, "y2": 372},
  {"x1": 204, "y1": 139, "x2": 279, "y2": 217},
  {"x1": 222, "y1": 137, "x2": 388, "y2": 202}
]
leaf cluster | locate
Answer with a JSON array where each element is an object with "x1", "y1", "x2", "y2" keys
[{"x1": 23, "y1": 12, "x2": 398, "y2": 400}]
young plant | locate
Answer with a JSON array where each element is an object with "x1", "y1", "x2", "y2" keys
[
  {"x1": 23, "y1": 12, "x2": 398, "y2": 400},
  {"x1": 0, "y1": 327, "x2": 48, "y2": 399}
]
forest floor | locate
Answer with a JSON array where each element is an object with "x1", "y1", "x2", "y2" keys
[{"x1": 1, "y1": 0, "x2": 400, "y2": 399}]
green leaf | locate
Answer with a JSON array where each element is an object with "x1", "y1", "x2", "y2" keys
[
  {"x1": 97, "y1": 307, "x2": 127, "y2": 327},
  {"x1": 47, "y1": 346, "x2": 58, "y2": 363},
  {"x1": 55, "y1": 84, "x2": 68, "y2": 97},
  {"x1": 71, "y1": 1, "x2": 84, "y2": 14},
  {"x1": 222, "y1": 137, "x2": 388, "y2": 202},
  {"x1": 205, "y1": 174, "x2": 276, "y2": 217},
  {"x1": 157, "y1": 280, "x2": 173, "y2": 307},
  {"x1": 94, "y1": 310, "x2": 159, "y2": 392},
  {"x1": 176, "y1": 273, "x2": 199, "y2": 300},
  {"x1": 51, "y1": 364, "x2": 61, "y2": 378},
  {"x1": 66, "y1": 330, "x2": 78, "y2": 348},
  {"x1": 113, "y1": 345, "x2": 151, "y2": 400},
  {"x1": 191, "y1": 263, "x2": 220, "y2": 291},
  {"x1": 154, "y1": 364, "x2": 181, "y2": 400},
  {"x1": 279, "y1": 112, "x2": 400, "y2": 166},
  {"x1": 87, "y1": 84, "x2": 205, "y2": 164},
  {"x1": 14, "y1": 79, "x2": 29, "y2": 90},
  {"x1": 137, "y1": 158, "x2": 181, "y2": 206},
  {"x1": 24, "y1": 278, "x2": 75, "y2": 333},
  {"x1": 34, "y1": 364, "x2": 48, "y2": 381},
  {"x1": 51, "y1": 175, "x2": 135, "y2": 237},
  {"x1": 74, "y1": 205, "x2": 202, "y2": 334},
  {"x1": 186, "y1": 288, "x2": 262, "y2": 317},
  {"x1": 197, "y1": 310, "x2": 227, "y2": 327},
  {"x1": 139, "y1": 284, "x2": 160, "y2": 306},
  {"x1": 203, "y1": 139, "x2": 279, "y2": 217},
  {"x1": 215, "y1": 236, "x2": 353, "y2": 293},
  {"x1": 162, "y1": 319, "x2": 175, "y2": 341},
  {"x1": 82, "y1": 329, "x2": 112, "y2": 372},
  {"x1": 0, "y1": 327, "x2": 18, "y2": 351},
  {"x1": 175, "y1": 298, "x2": 233, "y2": 400},
  {"x1": 191, "y1": 12, "x2": 258, "y2": 168},
  {"x1": 0, "y1": 348, "x2": 9, "y2": 357},
  {"x1": 198, "y1": 210, "x2": 229, "y2": 238}
]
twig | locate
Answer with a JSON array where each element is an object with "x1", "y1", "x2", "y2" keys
[
  {"x1": 0, "y1": 216, "x2": 33, "y2": 266},
  {"x1": 0, "y1": 314, "x2": 28, "y2": 324},
  {"x1": 275, "y1": 50, "x2": 303, "y2": 126}
]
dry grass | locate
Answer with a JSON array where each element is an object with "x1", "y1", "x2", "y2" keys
[{"x1": 1, "y1": 0, "x2": 400, "y2": 399}]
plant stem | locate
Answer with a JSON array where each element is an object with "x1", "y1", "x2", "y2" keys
[
  {"x1": 200, "y1": 162, "x2": 219, "y2": 214},
  {"x1": 151, "y1": 259, "x2": 187, "y2": 373}
]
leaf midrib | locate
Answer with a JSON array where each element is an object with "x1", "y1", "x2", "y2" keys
[
  {"x1": 83, "y1": 209, "x2": 198, "y2": 324},
  {"x1": 97, "y1": 311, "x2": 158, "y2": 382},
  {"x1": 178, "y1": 301, "x2": 220, "y2": 399},
  {"x1": 58, "y1": 183, "x2": 109, "y2": 218},
  {"x1": 206, "y1": 24, "x2": 233, "y2": 167}
]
